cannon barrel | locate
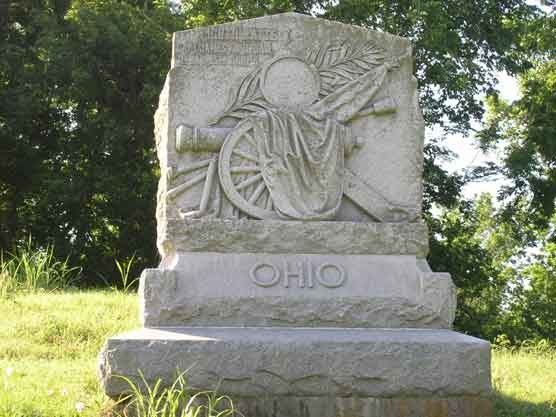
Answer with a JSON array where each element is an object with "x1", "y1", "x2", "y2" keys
[
  {"x1": 176, "y1": 125, "x2": 232, "y2": 153},
  {"x1": 176, "y1": 123, "x2": 364, "y2": 155}
]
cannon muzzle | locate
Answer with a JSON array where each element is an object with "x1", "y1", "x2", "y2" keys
[{"x1": 176, "y1": 125, "x2": 233, "y2": 153}]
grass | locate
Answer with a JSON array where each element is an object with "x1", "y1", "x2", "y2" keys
[
  {"x1": 118, "y1": 371, "x2": 241, "y2": 417},
  {"x1": 0, "y1": 239, "x2": 80, "y2": 297},
  {"x1": 0, "y1": 290, "x2": 138, "y2": 417},
  {"x1": 0, "y1": 291, "x2": 555, "y2": 416},
  {"x1": 493, "y1": 346, "x2": 556, "y2": 416}
]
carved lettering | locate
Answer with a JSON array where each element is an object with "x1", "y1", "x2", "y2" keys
[
  {"x1": 307, "y1": 261, "x2": 314, "y2": 288},
  {"x1": 250, "y1": 261, "x2": 346, "y2": 289},
  {"x1": 175, "y1": 28, "x2": 290, "y2": 66},
  {"x1": 249, "y1": 263, "x2": 280, "y2": 287},
  {"x1": 283, "y1": 261, "x2": 304, "y2": 288},
  {"x1": 316, "y1": 263, "x2": 346, "y2": 288}
]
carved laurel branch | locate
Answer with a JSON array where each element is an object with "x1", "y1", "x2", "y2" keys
[
  {"x1": 213, "y1": 40, "x2": 386, "y2": 123},
  {"x1": 212, "y1": 67, "x2": 268, "y2": 124},
  {"x1": 306, "y1": 41, "x2": 386, "y2": 97}
]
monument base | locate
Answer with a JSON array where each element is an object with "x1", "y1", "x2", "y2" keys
[
  {"x1": 233, "y1": 396, "x2": 492, "y2": 417},
  {"x1": 99, "y1": 327, "x2": 491, "y2": 417}
]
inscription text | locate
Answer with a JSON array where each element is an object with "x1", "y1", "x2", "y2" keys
[
  {"x1": 249, "y1": 261, "x2": 346, "y2": 289},
  {"x1": 175, "y1": 27, "x2": 291, "y2": 66}
]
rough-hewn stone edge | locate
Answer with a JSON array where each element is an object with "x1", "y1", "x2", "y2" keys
[
  {"x1": 233, "y1": 395, "x2": 492, "y2": 417},
  {"x1": 142, "y1": 295, "x2": 453, "y2": 329},
  {"x1": 139, "y1": 260, "x2": 456, "y2": 329},
  {"x1": 161, "y1": 219, "x2": 429, "y2": 256},
  {"x1": 99, "y1": 328, "x2": 491, "y2": 399},
  {"x1": 171, "y1": 12, "x2": 412, "y2": 69}
]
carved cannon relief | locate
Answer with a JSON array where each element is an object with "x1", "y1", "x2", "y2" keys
[{"x1": 167, "y1": 41, "x2": 418, "y2": 222}]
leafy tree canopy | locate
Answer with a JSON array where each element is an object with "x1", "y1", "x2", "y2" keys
[
  {"x1": 1, "y1": 0, "x2": 182, "y2": 282},
  {"x1": 479, "y1": 12, "x2": 556, "y2": 231}
]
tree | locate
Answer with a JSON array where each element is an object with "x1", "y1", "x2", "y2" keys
[
  {"x1": 499, "y1": 234, "x2": 556, "y2": 343},
  {"x1": 183, "y1": 0, "x2": 314, "y2": 26},
  {"x1": 428, "y1": 194, "x2": 524, "y2": 338},
  {"x1": 1, "y1": 0, "x2": 182, "y2": 283},
  {"x1": 479, "y1": 12, "x2": 556, "y2": 231},
  {"x1": 0, "y1": 0, "x2": 68, "y2": 250}
]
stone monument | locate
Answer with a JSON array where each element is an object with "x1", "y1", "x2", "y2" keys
[{"x1": 99, "y1": 13, "x2": 492, "y2": 417}]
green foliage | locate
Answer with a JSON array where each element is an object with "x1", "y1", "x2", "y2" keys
[
  {"x1": 498, "y1": 237, "x2": 556, "y2": 343},
  {"x1": 479, "y1": 13, "x2": 556, "y2": 226},
  {"x1": 422, "y1": 139, "x2": 464, "y2": 212},
  {"x1": 117, "y1": 371, "x2": 241, "y2": 417},
  {"x1": 184, "y1": 0, "x2": 313, "y2": 27},
  {"x1": 0, "y1": 238, "x2": 80, "y2": 297},
  {"x1": 0, "y1": 0, "x2": 182, "y2": 284},
  {"x1": 428, "y1": 192, "x2": 556, "y2": 343},
  {"x1": 428, "y1": 195, "x2": 516, "y2": 339},
  {"x1": 475, "y1": 12, "x2": 556, "y2": 338},
  {"x1": 494, "y1": 336, "x2": 556, "y2": 353}
]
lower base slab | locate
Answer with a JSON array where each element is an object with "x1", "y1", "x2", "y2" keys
[
  {"x1": 99, "y1": 327, "x2": 491, "y2": 416},
  {"x1": 234, "y1": 396, "x2": 492, "y2": 417}
]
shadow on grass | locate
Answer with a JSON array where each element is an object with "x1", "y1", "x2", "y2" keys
[{"x1": 494, "y1": 391, "x2": 556, "y2": 417}]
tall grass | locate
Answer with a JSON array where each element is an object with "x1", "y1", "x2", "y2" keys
[
  {"x1": 0, "y1": 238, "x2": 79, "y2": 297},
  {"x1": 116, "y1": 371, "x2": 242, "y2": 417}
]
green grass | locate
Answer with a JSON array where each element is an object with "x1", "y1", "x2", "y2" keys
[
  {"x1": 0, "y1": 240, "x2": 80, "y2": 297},
  {"x1": 0, "y1": 291, "x2": 555, "y2": 417},
  {"x1": 0, "y1": 291, "x2": 138, "y2": 417},
  {"x1": 493, "y1": 347, "x2": 556, "y2": 416}
]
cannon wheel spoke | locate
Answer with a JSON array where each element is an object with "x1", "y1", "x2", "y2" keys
[{"x1": 219, "y1": 121, "x2": 278, "y2": 220}]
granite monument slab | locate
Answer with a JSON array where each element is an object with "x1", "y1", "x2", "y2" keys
[{"x1": 99, "y1": 13, "x2": 491, "y2": 417}]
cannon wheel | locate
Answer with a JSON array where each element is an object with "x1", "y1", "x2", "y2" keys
[{"x1": 218, "y1": 120, "x2": 280, "y2": 220}]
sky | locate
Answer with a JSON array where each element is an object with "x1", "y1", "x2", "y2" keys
[{"x1": 434, "y1": 72, "x2": 520, "y2": 200}]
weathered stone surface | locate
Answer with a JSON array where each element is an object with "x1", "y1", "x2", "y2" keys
[
  {"x1": 141, "y1": 254, "x2": 456, "y2": 328},
  {"x1": 155, "y1": 12, "x2": 425, "y2": 259},
  {"x1": 234, "y1": 396, "x2": 492, "y2": 417},
  {"x1": 159, "y1": 218, "x2": 429, "y2": 258},
  {"x1": 99, "y1": 13, "x2": 492, "y2": 416},
  {"x1": 146, "y1": 12, "x2": 456, "y2": 333},
  {"x1": 99, "y1": 328, "x2": 491, "y2": 400}
]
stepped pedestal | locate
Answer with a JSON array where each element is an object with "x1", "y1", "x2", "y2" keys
[
  {"x1": 100, "y1": 327, "x2": 491, "y2": 417},
  {"x1": 99, "y1": 221, "x2": 492, "y2": 417}
]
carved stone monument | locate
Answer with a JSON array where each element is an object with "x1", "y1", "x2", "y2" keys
[{"x1": 99, "y1": 13, "x2": 492, "y2": 417}]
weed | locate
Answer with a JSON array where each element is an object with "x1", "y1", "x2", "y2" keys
[
  {"x1": 116, "y1": 371, "x2": 241, "y2": 417},
  {"x1": 115, "y1": 254, "x2": 139, "y2": 293},
  {"x1": 0, "y1": 237, "x2": 80, "y2": 297}
]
